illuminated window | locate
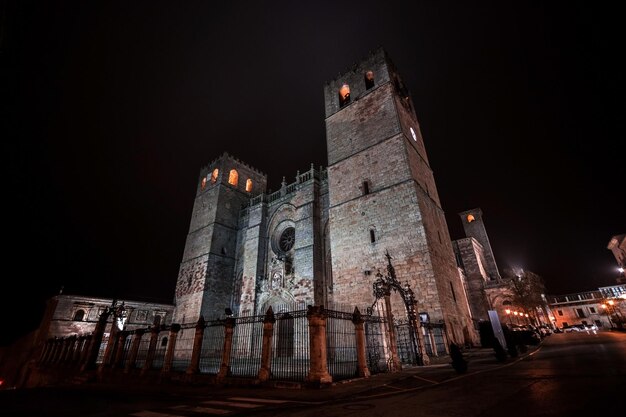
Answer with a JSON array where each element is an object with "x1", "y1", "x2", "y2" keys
[
  {"x1": 339, "y1": 84, "x2": 351, "y2": 106},
  {"x1": 467, "y1": 214, "x2": 475, "y2": 223},
  {"x1": 211, "y1": 168, "x2": 219, "y2": 183},
  {"x1": 365, "y1": 71, "x2": 375, "y2": 89},
  {"x1": 228, "y1": 169, "x2": 239, "y2": 186},
  {"x1": 201, "y1": 177, "x2": 207, "y2": 190},
  {"x1": 73, "y1": 309, "x2": 85, "y2": 321},
  {"x1": 246, "y1": 178, "x2": 253, "y2": 193}
]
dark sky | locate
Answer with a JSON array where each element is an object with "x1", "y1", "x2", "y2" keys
[{"x1": 2, "y1": 1, "x2": 624, "y2": 346}]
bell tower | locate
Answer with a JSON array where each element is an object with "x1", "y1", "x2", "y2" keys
[
  {"x1": 324, "y1": 48, "x2": 474, "y2": 344},
  {"x1": 172, "y1": 153, "x2": 267, "y2": 324}
]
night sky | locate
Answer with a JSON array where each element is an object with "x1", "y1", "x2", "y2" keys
[{"x1": 2, "y1": 1, "x2": 624, "y2": 346}]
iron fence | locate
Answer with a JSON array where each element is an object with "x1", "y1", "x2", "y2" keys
[
  {"x1": 172, "y1": 325, "x2": 195, "y2": 372},
  {"x1": 135, "y1": 333, "x2": 151, "y2": 368},
  {"x1": 199, "y1": 321, "x2": 224, "y2": 374},
  {"x1": 118, "y1": 336, "x2": 132, "y2": 368},
  {"x1": 229, "y1": 315, "x2": 264, "y2": 377},
  {"x1": 151, "y1": 329, "x2": 169, "y2": 369},
  {"x1": 270, "y1": 308, "x2": 309, "y2": 381},
  {"x1": 364, "y1": 317, "x2": 389, "y2": 374},
  {"x1": 326, "y1": 309, "x2": 358, "y2": 380}
]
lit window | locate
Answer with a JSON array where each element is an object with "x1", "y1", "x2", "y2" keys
[
  {"x1": 201, "y1": 177, "x2": 207, "y2": 190},
  {"x1": 339, "y1": 84, "x2": 351, "y2": 106},
  {"x1": 365, "y1": 71, "x2": 375, "y2": 89},
  {"x1": 211, "y1": 168, "x2": 219, "y2": 183},
  {"x1": 228, "y1": 169, "x2": 239, "y2": 186},
  {"x1": 467, "y1": 214, "x2": 475, "y2": 223},
  {"x1": 246, "y1": 178, "x2": 253, "y2": 193}
]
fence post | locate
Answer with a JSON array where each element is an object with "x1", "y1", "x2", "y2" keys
[
  {"x1": 352, "y1": 307, "x2": 371, "y2": 378},
  {"x1": 258, "y1": 307, "x2": 276, "y2": 382},
  {"x1": 125, "y1": 329, "x2": 144, "y2": 373},
  {"x1": 112, "y1": 331, "x2": 129, "y2": 368},
  {"x1": 307, "y1": 306, "x2": 332, "y2": 385},
  {"x1": 186, "y1": 316, "x2": 205, "y2": 374},
  {"x1": 217, "y1": 317, "x2": 235, "y2": 380},
  {"x1": 82, "y1": 310, "x2": 110, "y2": 371},
  {"x1": 162, "y1": 324, "x2": 181, "y2": 374},
  {"x1": 383, "y1": 294, "x2": 402, "y2": 371},
  {"x1": 98, "y1": 324, "x2": 120, "y2": 373},
  {"x1": 78, "y1": 335, "x2": 92, "y2": 368},
  {"x1": 141, "y1": 322, "x2": 161, "y2": 374}
]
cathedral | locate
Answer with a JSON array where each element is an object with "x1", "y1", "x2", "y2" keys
[{"x1": 172, "y1": 48, "x2": 476, "y2": 345}]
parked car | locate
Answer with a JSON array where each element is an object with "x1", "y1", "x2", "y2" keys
[{"x1": 563, "y1": 325, "x2": 580, "y2": 332}]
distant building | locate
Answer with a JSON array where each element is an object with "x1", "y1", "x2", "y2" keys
[
  {"x1": 38, "y1": 295, "x2": 174, "y2": 340},
  {"x1": 547, "y1": 284, "x2": 626, "y2": 329}
]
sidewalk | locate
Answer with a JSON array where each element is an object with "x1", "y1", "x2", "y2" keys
[{"x1": 79, "y1": 345, "x2": 538, "y2": 404}]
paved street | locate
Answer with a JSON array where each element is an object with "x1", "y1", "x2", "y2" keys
[{"x1": 1, "y1": 331, "x2": 624, "y2": 417}]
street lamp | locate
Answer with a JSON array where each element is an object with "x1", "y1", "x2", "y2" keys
[
  {"x1": 601, "y1": 303, "x2": 614, "y2": 329},
  {"x1": 505, "y1": 309, "x2": 512, "y2": 325}
]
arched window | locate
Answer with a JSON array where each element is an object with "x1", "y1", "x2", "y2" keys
[
  {"x1": 502, "y1": 300, "x2": 512, "y2": 306},
  {"x1": 245, "y1": 178, "x2": 253, "y2": 192},
  {"x1": 161, "y1": 336, "x2": 168, "y2": 347},
  {"x1": 467, "y1": 214, "x2": 475, "y2": 223},
  {"x1": 365, "y1": 70, "x2": 375, "y2": 89},
  {"x1": 201, "y1": 177, "x2": 207, "y2": 190},
  {"x1": 211, "y1": 168, "x2": 219, "y2": 183},
  {"x1": 228, "y1": 169, "x2": 239, "y2": 186},
  {"x1": 73, "y1": 309, "x2": 85, "y2": 321},
  {"x1": 339, "y1": 84, "x2": 351, "y2": 106}
]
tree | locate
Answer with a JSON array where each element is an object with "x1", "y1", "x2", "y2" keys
[{"x1": 503, "y1": 268, "x2": 547, "y2": 321}]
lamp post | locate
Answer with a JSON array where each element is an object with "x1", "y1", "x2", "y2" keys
[{"x1": 601, "y1": 302, "x2": 615, "y2": 330}]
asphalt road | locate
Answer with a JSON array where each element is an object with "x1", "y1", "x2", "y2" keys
[{"x1": 1, "y1": 331, "x2": 624, "y2": 417}]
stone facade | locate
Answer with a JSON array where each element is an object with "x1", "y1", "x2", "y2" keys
[
  {"x1": 547, "y1": 290, "x2": 615, "y2": 329},
  {"x1": 39, "y1": 295, "x2": 174, "y2": 339},
  {"x1": 452, "y1": 238, "x2": 491, "y2": 320},
  {"x1": 171, "y1": 48, "x2": 477, "y2": 345},
  {"x1": 458, "y1": 208, "x2": 501, "y2": 280}
]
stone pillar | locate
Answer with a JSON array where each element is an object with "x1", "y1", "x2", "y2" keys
[
  {"x1": 162, "y1": 324, "x2": 181, "y2": 374},
  {"x1": 186, "y1": 317, "x2": 205, "y2": 375},
  {"x1": 98, "y1": 324, "x2": 120, "y2": 373},
  {"x1": 258, "y1": 307, "x2": 276, "y2": 382},
  {"x1": 82, "y1": 311, "x2": 110, "y2": 371},
  {"x1": 112, "y1": 331, "x2": 130, "y2": 369},
  {"x1": 412, "y1": 318, "x2": 430, "y2": 365},
  {"x1": 306, "y1": 306, "x2": 332, "y2": 385},
  {"x1": 217, "y1": 318, "x2": 235, "y2": 379},
  {"x1": 352, "y1": 307, "x2": 370, "y2": 378},
  {"x1": 383, "y1": 294, "x2": 402, "y2": 371},
  {"x1": 125, "y1": 329, "x2": 144, "y2": 373},
  {"x1": 141, "y1": 323, "x2": 161, "y2": 374}
]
